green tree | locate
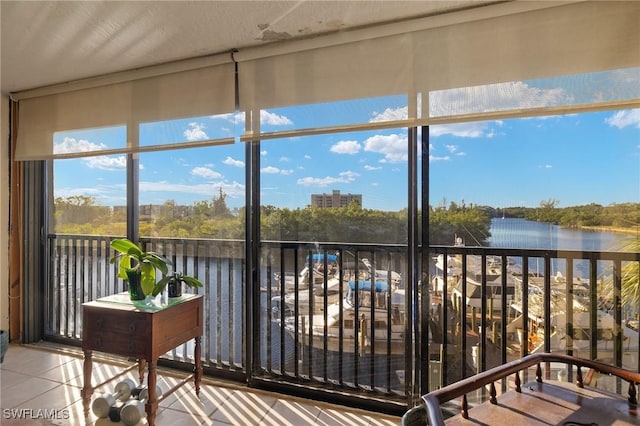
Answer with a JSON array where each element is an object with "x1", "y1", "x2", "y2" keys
[{"x1": 212, "y1": 188, "x2": 233, "y2": 218}]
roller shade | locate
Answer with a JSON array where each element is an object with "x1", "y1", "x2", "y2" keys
[
  {"x1": 413, "y1": 1, "x2": 640, "y2": 95},
  {"x1": 16, "y1": 83, "x2": 132, "y2": 159},
  {"x1": 239, "y1": 1, "x2": 640, "y2": 111},
  {"x1": 239, "y1": 33, "x2": 413, "y2": 112},
  {"x1": 15, "y1": 63, "x2": 235, "y2": 160}
]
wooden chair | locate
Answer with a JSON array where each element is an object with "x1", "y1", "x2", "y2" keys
[{"x1": 414, "y1": 353, "x2": 640, "y2": 425}]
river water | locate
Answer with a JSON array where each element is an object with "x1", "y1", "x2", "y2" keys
[{"x1": 488, "y1": 218, "x2": 631, "y2": 251}]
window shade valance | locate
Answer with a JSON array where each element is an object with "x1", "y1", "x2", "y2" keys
[{"x1": 15, "y1": 63, "x2": 235, "y2": 160}]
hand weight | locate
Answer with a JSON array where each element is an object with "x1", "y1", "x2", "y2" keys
[
  {"x1": 90, "y1": 378, "x2": 136, "y2": 418},
  {"x1": 120, "y1": 385, "x2": 163, "y2": 426}
]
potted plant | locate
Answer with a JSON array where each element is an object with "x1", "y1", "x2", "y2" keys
[
  {"x1": 110, "y1": 238, "x2": 172, "y2": 301},
  {"x1": 153, "y1": 271, "x2": 203, "y2": 298},
  {"x1": 110, "y1": 238, "x2": 203, "y2": 302}
]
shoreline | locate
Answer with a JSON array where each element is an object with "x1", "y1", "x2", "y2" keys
[{"x1": 579, "y1": 225, "x2": 640, "y2": 236}]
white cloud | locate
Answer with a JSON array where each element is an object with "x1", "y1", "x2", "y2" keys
[
  {"x1": 55, "y1": 186, "x2": 107, "y2": 198},
  {"x1": 191, "y1": 166, "x2": 222, "y2": 179},
  {"x1": 445, "y1": 144, "x2": 466, "y2": 156},
  {"x1": 279, "y1": 156, "x2": 291, "y2": 162},
  {"x1": 430, "y1": 122, "x2": 494, "y2": 138},
  {"x1": 85, "y1": 155, "x2": 127, "y2": 171},
  {"x1": 261, "y1": 166, "x2": 294, "y2": 175},
  {"x1": 139, "y1": 180, "x2": 245, "y2": 199},
  {"x1": 223, "y1": 156, "x2": 244, "y2": 167},
  {"x1": 330, "y1": 140, "x2": 361, "y2": 154},
  {"x1": 260, "y1": 150, "x2": 268, "y2": 156},
  {"x1": 370, "y1": 106, "x2": 408, "y2": 122},
  {"x1": 216, "y1": 112, "x2": 245, "y2": 124},
  {"x1": 605, "y1": 109, "x2": 640, "y2": 129},
  {"x1": 296, "y1": 170, "x2": 359, "y2": 187},
  {"x1": 184, "y1": 122, "x2": 209, "y2": 141},
  {"x1": 430, "y1": 81, "x2": 572, "y2": 116},
  {"x1": 54, "y1": 137, "x2": 107, "y2": 154},
  {"x1": 261, "y1": 110, "x2": 293, "y2": 126},
  {"x1": 363, "y1": 134, "x2": 407, "y2": 163},
  {"x1": 429, "y1": 155, "x2": 451, "y2": 162},
  {"x1": 364, "y1": 165, "x2": 382, "y2": 171}
]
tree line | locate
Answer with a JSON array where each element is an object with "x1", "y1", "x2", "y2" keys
[{"x1": 53, "y1": 194, "x2": 640, "y2": 245}]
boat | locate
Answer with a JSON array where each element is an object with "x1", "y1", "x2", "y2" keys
[
  {"x1": 270, "y1": 253, "x2": 339, "y2": 294},
  {"x1": 432, "y1": 254, "x2": 462, "y2": 294},
  {"x1": 272, "y1": 255, "x2": 402, "y2": 316},
  {"x1": 451, "y1": 273, "x2": 516, "y2": 312},
  {"x1": 506, "y1": 276, "x2": 639, "y2": 370},
  {"x1": 449, "y1": 257, "x2": 515, "y2": 311},
  {"x1": 282, "y1": 279, "x2": 407, "y2": 355}
]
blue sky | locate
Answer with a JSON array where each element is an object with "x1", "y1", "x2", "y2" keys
[{"x1": 53, "y1": 69, "x2": 640, "y2": 211}]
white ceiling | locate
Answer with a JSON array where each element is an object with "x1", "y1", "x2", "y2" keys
[{"x1": 0, "y1": 0, "x2": 498, "y2": 95}]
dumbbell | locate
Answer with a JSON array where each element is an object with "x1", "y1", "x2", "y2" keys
[
  {"x1": 120, "y1": 385, "x2": 163, "y2": 426},
  {"x1": 107, "y1": 401, "x2": 125, "y2": 422},
  {"x1": 90, "y1": 378, "x2": 136, "y2": 418}
]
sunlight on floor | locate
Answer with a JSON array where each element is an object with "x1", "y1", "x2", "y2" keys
[{"x1": 0, "y1": 344, "x2": 400, "y2": 425}]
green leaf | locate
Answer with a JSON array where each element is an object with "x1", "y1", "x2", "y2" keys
[
  {"x1": 181, "y1": 275, "x2": 203, "y2": 288},
  {"x1": 140, "y1": 263, "x2": 156, "y2": 296},
  {"x1": 144, "y1": 253, "x2": 171, "y2": 274},
  {"x1": 117, "y1": 256, "x2": 131, "y2": 279},
  {"x1": 110, "y1": 238, "x2": 143, "y2": 257},
  {"x1": 152, "y1": 276, "x2": 171, "y2": 297}
]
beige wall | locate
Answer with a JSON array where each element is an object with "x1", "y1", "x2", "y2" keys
[{"x1": 1, "y1": 95, "x2": 8, "y2": 330}]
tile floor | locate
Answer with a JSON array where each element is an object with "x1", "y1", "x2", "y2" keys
[{"x1": 0, "y1": 343, "x2": 401, "y2": 425}]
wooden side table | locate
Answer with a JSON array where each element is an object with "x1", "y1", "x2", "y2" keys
[{"x1": 81, "y1": 293, "x2": 204, "y2": 426}]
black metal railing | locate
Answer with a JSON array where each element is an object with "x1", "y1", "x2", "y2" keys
[{"x1": 45, "y1": 234, "x2": 640, "y2": 412}]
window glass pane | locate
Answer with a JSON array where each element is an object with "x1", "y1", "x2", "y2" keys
[
  {"x1": 53, "y1": 125, "x2": 126, "y2": 155},
  {"x1": 138, "y1": 144, "x2": 245, "y2": 238},
  {"x1": 429, "y1": 67, "x2": 640, "y2": 118},
  {"x1": 428, "y1": 109, "x2": 640, "y2": 249},
  {"x1": 260, "y1": 126, "x2": 408, "y2": 244},
  {"x1": 262, "y1": 95, "x2": 408, "y2": 134},
  {"x1": 139, "y1": 112, "x2": 243, "y2": 147},
  {"x1": 52, "y1": 155, "x2": 127, "y2": 235}
]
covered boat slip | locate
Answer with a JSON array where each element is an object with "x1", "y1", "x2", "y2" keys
[{"x1": 409, "y1": 353, "x2": 640, "y2": 425}]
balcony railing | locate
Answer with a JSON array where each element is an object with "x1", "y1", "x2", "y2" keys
[{"x1": 45, "y1": 234, "x2": 640, "y2": 412}]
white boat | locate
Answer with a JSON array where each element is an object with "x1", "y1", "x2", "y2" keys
[
  {"x1": 282, "y1": 279, "x2": 407, "y2": 355},
  {"x1": 451, "y1": 273, "x2": 515, "y2": 312},
  {"x1": 273, "y1": 256, "x2": 402, "y2": 316},
  {"x1": 271, "y1": 253, "x2": 339, "y2": 293},
  {"x1": 507, "y1": 280, "x2": 639, "y2": 370},
  {"x1": 433, "y1": 253, "x2": 511, "y2": 295}
]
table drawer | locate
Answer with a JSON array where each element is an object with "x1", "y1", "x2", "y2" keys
[
  {"x1": 86, "y1": 311, "x2": 150, "y2": 334},
  {"x1": 83, "y1": 308, "x2": 151, "y2": 357},
  {"x1": 85, "y1": 331, "x2": 147, "y2": 357}
]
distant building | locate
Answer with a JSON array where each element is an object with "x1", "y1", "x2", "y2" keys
[{"x1": 311, "y1": 190, "x2": 362, "y2": 209}]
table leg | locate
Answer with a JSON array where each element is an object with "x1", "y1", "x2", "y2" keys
[
  {"x1": 146, "y1": 360, "x2": 158, "y2": 426},
  {"x1": 81, "y1": 350, "x2": 93, "y2": 418},
  {"x1": 194, "y1": 336, "x2": 202, "y2": 396},
  {"x1": 138, "y1": 358, "x2": 147, "y2": 384}
]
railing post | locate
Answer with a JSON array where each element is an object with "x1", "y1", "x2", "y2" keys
[
  {"x1": 461, "y1": 394, "x2": 469, "y2": 419},
  {"x1": 471, "y1": 307, "x2": 476, "y2": 333},
  {"x1": 577, "y1": 366, "x2": 584, "y2": 388},
  {"x1": 628, "y1": 381, "x2": 637, "y2": 405}
]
